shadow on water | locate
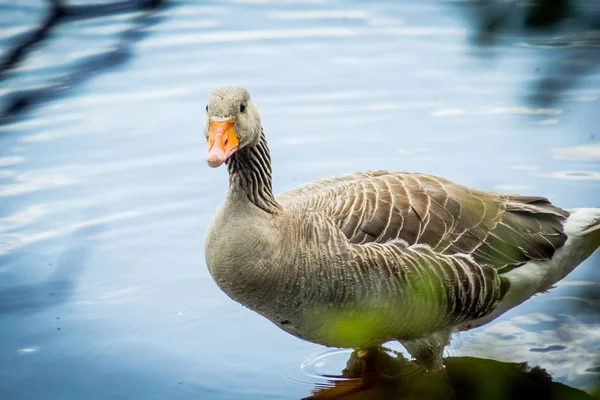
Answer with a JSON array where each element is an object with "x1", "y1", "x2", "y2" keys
[
  {"x1": 456, "y1": 0, "x2": 600, "y2": 107},
  {"x1": 0, "y1": 0, "x2": 167, "y2": 125},
  {"x1": 305, "y1": 348, "x2": 595, "y2": 400},
  {"x1": 0, "y1": 222, "x2": 104, "y2": 315}
]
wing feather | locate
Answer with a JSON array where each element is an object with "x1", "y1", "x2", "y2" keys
[{"x1": 278, "y1": 171, "x2": 569, "y2": 271}]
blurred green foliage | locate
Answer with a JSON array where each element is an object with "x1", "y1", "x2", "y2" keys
[
  {"x1": 305, "y1": 348, "x2": 597, "y2": 400},
  {"x1": 305, "y1": 265, "x2": 449, "y2": 347}
]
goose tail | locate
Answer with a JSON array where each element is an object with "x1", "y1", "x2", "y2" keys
[
  {"x1": 458, "y1": 208, "x2": 600, "y2": 331},
  {"x1": 580, "y1": 211, "x2": 600, "y2": 237},
  {"x1": 560, "y1": 208, "x2": 600, "y2": 272},
  {"x1": 502, "y1": 207, "x2": 600, "y2": 298}
]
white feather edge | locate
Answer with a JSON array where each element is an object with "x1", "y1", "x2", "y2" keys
[{"x1": 456, "y1": 207, "x2": 600, "y2": 331}]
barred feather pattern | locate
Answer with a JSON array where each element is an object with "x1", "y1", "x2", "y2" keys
[
  {"x1": 277, "y1": 171, "x2": 569, "y2": 270},
  {"x1": 264, "y1": 171, "x2": 569, "y2": 343},
  {"x1": 227, "y1": 129, "x2": 281, "y2": 214},
  {"x1": 212, "y1": 147, "x2": 570, "y2": 345}
]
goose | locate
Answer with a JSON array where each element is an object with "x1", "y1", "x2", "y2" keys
[{"x1": 204, "y1": 87, "x2": 600, "y2": 370}]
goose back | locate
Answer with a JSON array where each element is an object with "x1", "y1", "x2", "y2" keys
[{"x1": 277, "y1": 171, "x2": 569, "y2": 271}]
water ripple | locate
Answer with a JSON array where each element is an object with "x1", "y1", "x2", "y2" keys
[
  {"x1": 139, "y1": 27, "x2": 356, "y2": 48},
  {"x1": 432, "y1": 107, "x2": 563, "y2": 117},
  {"x1": 0, "y1": 199, "x2": 198, "y2": 255},
  {"x1": 543, "y1": 170, "x2": 600, "y2": 181},
  {"x1": 552, "y1": 143, "x2": 600, "y2": 162}
]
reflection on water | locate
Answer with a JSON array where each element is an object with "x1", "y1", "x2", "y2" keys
[
  {"x1": 454, "y1": 0, "x2": 600, "y2": 108},
  {"x1": 304, "y1": 348, "x2": 595, "y2": 400},
  {"x1": 0, "y1": 0, "x2": 599, "y2": 399},
  {"x1": 0, "y1": 0, "x2": 166, "y2": 123},
  {"x1": 0, "y1": 222, "x2": 103, "y2": 315}
]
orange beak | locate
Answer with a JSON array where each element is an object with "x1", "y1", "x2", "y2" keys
[{"x1": 207, "y1": 118, "x2": 240, "y2": 168}]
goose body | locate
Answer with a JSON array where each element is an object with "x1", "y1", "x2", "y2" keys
[{"x1": 204, "y1": 87, "x2": 600, "y2": 369}]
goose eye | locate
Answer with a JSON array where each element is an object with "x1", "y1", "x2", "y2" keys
[
  {"x1": 205, "y1": 105, "x2": 208, "y2": 112},
  {"x1": 240, "y1": 102, "x2": 247, "y2": 113}
]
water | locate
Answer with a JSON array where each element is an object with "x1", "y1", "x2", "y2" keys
[{"x1": 0, "y1": 1, "x2": 599, "y2": 399}]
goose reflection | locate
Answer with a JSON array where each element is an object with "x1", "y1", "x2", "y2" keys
[{"x1": 304, "y1": 348, "x2": 595, "y2": 400}]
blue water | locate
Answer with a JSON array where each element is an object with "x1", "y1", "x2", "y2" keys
[{"x1": 1, "y1": 1, "x2": 599, "y2": 399}]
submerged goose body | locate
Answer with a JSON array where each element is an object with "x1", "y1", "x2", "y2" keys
[{"x1": 204, "y1": 87, "x2": 600, "y2": 369}]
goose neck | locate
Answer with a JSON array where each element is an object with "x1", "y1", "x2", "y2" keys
[{"x1": 227, "y1": 129, "x2": 281, "y2": 214}]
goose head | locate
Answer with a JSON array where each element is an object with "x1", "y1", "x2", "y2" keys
[{"x1": 204, "y1": 87, "x2": 262, "y2": 168}]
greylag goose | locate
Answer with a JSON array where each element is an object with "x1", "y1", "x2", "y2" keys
[{"x1": 204, "y1": 87, "x2": 600, "y2": 370}]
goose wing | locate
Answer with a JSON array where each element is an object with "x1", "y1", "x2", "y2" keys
[{"x1": 277, "y1": 170, "x2": 568, "y2": 270}]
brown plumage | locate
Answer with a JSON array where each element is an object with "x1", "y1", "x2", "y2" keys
[
  {"x1": 279, "y1": 171, "x2": 569, "y2": 268},
  {"x1": 203, "y1": 87, "x2": 600, "y2": 370}
]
